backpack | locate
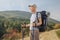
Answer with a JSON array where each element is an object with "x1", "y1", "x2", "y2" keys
[{"x1": 36, "y1": 11, "x2": 47, "y2": 32}]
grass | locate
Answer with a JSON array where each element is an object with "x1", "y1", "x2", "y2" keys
[{"x1": 56, "y1": 30, "x2": 60, "y2": 38}]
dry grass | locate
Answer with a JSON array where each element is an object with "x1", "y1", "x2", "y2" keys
[{"x1": 20, "y1": 29, "x2": 60, "y2": 40}]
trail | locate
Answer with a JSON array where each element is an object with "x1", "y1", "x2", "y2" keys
[{"x1": 20, "y1": 29, "x2": 60, "y2": 40}]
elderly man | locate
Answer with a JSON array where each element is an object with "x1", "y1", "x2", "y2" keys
[{"x1": 22, "y1": 4, "x2": 42, "y2": 40}]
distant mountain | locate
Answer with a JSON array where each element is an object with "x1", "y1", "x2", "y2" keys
[
  {"x1": 0, "y1": 10, "x2": 60, "y2": 24},
  {"x1": 0, "y1": 11, "x2": 31, "y2": 19},
  {"x1": 48, "y1": 18, "x2": 60, "y2": 24}
]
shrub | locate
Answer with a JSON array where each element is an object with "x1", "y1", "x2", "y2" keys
[
  {"x1": 53, "y1": 24, "x2": 60, "y2": 29},
  {"x1": 56, "y1": 30, "x2": 60, "y2": 38}
]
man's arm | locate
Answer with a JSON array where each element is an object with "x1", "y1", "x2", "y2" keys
[
  {"x1": 26, "y1": 17, "x2": 42, "y2": 27},
  {"x1": 36, "y1": 17, "x2": 42, "y2": 26},
  {"x1": 21, "y1": 17, "x2": 42, "y2": 28},
  {"x1": 32, "y1": 17, "x2": 42, "y2": 27},
  {"x1": 26, "y1": 24, "x2": 30, "y2": 27},
  {"x1": 21, "y1": 23, "x2": 30, "y2": 28},
  {"x1": 36, "y1": 13, "x2": 42, "y2": 26},
  {"x1": 21, "y1": 15, "x2": 42, "y2": 28}
]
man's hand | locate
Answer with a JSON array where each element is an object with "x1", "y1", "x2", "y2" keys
[
  {"x1": 32, "y1": 23, "x2": 36, "y2": 27},
  {"x1": 21, "y1": 24, "x2": 26, "y2": 28}
]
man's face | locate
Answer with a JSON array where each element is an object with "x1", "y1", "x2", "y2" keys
[{"x1": 29, "y1": 7, "x2": 36, "y2": 12}]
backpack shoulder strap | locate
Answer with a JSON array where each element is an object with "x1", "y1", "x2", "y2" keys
[
  {"x1": 36, "y1": 12, "x2": 41, "y2": 22},
  {"x1": 36, "y1": 12, "x2": 42, "y2": 19},
  {"x1": 36, "y1": 12, "x2": 38, "y2": 20}
]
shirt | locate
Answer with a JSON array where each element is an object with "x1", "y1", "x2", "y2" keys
[{"x1": 30, "y1": 12, "x2": 41, "y2": 30}]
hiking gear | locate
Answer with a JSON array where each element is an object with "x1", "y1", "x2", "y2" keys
[
  {"x1": 21, "y1": 23, "x2": 26, "y2": 40},
  {"x1": 21, "y1": 28, "x2": 24, "y2": 40},
  {"x1": 36, "y1": 11, "x2": 47, "y2": 32}
]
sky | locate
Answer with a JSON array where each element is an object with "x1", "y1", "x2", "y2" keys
[{"x1": 0, "y1": 0, "x2": 60, "y2": 21}]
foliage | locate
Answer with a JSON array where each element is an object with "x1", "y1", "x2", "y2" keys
[
  {"x1": 0, "y1": 15, "x2": 59, "y2": 39},
  {"x1": 0, "y1": 17, "x2": 29, "y2": 39},
  {"x1": 56, "y1": 30, "x2": 60, "y2": 38},
  {"x1": 53, "y1": 24, "x2": 60, "y2": 29},
  {"x1": 46, "y1": 22, "x2": 55, "y2": 30}
]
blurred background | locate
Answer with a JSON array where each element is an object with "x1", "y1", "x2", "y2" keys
[{"x1": 0, "y1": 0, "x2": 60, "y2": 40}]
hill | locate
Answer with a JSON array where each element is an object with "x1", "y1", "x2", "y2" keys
[
  {"x1": 20, "y1": 29, "x2": 60, "y2": 40},
  {"x1": 0, "y1": 10, "x2": 60, "y2": 24},
  {"x1": 0, "y1": 11, "x2": 31, "y2": 19}
]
